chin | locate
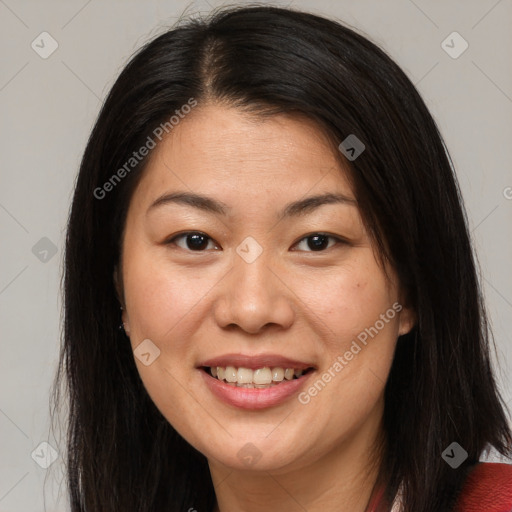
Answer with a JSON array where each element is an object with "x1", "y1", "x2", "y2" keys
[{"x1": 200, "y1": 431, "x2": 313, "y2": 473}]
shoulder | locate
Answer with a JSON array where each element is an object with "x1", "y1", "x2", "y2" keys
[{"x1": 455, "y1": 462, "x2": 512, "y2": 512}]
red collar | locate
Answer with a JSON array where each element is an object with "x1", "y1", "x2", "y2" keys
[
  {"x1": 366, "y1": 462, "x2": 512, "y2": 512},
  {"x1": 367, "y1": 483, "x2": 387, "y2": 511},
  {"x1": 454, "y1": 462, "x2": 512, "y2": 512}
]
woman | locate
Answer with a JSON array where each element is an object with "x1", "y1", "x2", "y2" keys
[{"x1": 51, "y1": 5, "x2": 512, "y2": 511}]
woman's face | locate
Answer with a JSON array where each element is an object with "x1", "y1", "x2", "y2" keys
[{"x1": 119, "y1": 103, "x2": 414, "y2": 473}]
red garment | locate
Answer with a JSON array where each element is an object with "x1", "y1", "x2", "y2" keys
[
  {"x1": 455, "y1": 462, "x2": 512, "y2": 512},
  {"x1": 367, "y1": 462, "x2": 512, "y2": 511}
]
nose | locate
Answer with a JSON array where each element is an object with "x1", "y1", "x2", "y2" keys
[{"x1": 213, "y1": 253, "x2": 295, "y2": 335}]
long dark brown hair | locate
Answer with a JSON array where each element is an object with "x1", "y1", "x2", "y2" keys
[{"x1": 50, "y1": 5, "x2": 512, "y2": 511}]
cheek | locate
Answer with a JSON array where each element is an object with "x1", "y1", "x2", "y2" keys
[
  {"x1": 122, "y1": 245, "x2": 210, "y2": 346},
  {"x1": 295, "y1": 259, "x2": 398, "y2": 435},
  {"x1": 302, "y1": 255, "x2": 399, "y2": 351},
  {"x1": 121, "y1": 248, "x2": 212, "y2": 438}
]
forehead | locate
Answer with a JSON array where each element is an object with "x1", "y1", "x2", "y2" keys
[{"x1": 132, "y1": 103, "x2": 355, "y2": 208}]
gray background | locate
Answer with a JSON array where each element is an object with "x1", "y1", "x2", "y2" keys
[{"x1": 1, "y1": 0, "x2": 511, "y2": 510}]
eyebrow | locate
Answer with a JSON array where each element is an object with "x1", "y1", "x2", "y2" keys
[{"x1": 146, "y1": 191, "x2": 357, "y2": 219}]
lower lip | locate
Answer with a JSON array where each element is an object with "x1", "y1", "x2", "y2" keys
[{"x1": 199, "y1": 369, "x2": 314, "y2": 410}]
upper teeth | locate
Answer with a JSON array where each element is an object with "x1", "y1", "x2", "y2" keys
[{"x1": 210, "y1": 366, "x2": 305, "y2": 386}]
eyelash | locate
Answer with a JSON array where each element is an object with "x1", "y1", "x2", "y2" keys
[{"x1": 165, "y1": 231, "x2": 346, "y2": 253}]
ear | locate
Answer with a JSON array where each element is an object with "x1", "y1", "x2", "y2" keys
[
  {"x1": 114, "y1": 265, "x2": 130, "y2": 336},
  {"x1": 397, "y1": 303, "x2": 416, "y2": 336},
  {"x1": 394, "y1": 285, "x2": 416, "y2": 337},
  {"x1": 113, "y1": 264, "x2": 124, "y2": 307},
  {"x1": 121, "y1": 309, "x2": 131, "y2": 337}
]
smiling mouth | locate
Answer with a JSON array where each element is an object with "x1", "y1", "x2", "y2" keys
[{"x1": 201, "y1": 365, "x2": 315, "y2": 388}]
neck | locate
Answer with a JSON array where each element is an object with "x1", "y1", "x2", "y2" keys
[{"x1": 209, "y1": 400, "x2": 386, "y2": 512}]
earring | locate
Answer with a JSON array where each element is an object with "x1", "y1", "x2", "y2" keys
[{"x1": 118, "y1": 305, "x2": 125, "y2": 331}]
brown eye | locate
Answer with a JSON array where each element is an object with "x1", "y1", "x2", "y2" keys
[
  {"x1": 293, "y1": 233, "x2": 343, "y2": 252},
  {"x1": 167, "y1": 232, "x2": 218, "y2": 251}
]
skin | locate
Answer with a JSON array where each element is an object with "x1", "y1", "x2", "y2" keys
[{"x1": 117, "y1": 103, "x2": 415, "y2": 511}]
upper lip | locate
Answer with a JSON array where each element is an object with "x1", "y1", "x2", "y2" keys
[{"x1": 198, "y1": 353, "x2": 316, "y2": 371}]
